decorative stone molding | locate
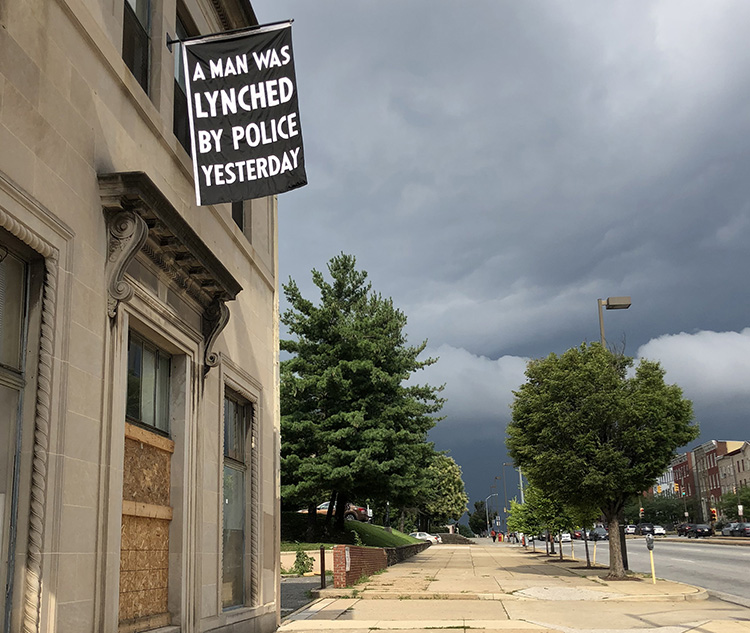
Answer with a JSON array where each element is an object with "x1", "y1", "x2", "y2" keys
[
  {"x1": 22, "y1": 256, "x2": 57, "y2": 633},
  {"x1": 0, "y1": 212, "x2": 58, "y2": 633},
  {"x1": 202, "y1": 298, "x2": 230, "y2": 373},
  {"x1": 99, "y1": 172, "x2": 242, "y2": 373},
  {"x1": 106, "y1": 210, "x2": 149, "y2": 318}
]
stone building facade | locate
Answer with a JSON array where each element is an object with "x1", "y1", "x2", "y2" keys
[{"x1": 0, "y1": 0, "x2": 281, "y2": 631}]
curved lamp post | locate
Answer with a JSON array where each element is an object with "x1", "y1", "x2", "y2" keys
[
  {"x1": 597, "y1": 296, "x2": 631, "y2": 348},
  {"x1": 485, "y1": 493, "x2": 498, "y2": 535}
]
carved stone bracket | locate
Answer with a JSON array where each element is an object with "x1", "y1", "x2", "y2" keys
[
  {"x1": 99, "y1": 172, "x2": 242, "y2": 375},
  {"x1": 105, "y1": 209, "x2": 148, "y2": 318},
  {"x1": 202, "y1": 298, "x2": 230, "y2": 374}
]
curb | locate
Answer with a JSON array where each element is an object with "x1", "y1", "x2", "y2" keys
[{"x1": 310, "y1": 587, "x2": 708, "y2": 603}]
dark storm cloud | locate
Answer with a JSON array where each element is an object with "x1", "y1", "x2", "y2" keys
[{"x1": 258, "y1": 0, "x2": 750, "y2": 507}]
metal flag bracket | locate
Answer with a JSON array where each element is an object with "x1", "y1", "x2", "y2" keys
[{"x1": 165, "y1": 18, "x2": 293, "y2": 52}]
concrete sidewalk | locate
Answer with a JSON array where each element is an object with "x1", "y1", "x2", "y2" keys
[{"x1": 279, "y1": 542, "x2": 750, "y2": 633}]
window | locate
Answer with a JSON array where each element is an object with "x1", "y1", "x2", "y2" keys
[
  {"x1": 231, "y1": 202, "x2": 245, "y2": 232},
  {"x1": 126, "y1": 332, "x2": 170, "y2": 434},
  {"x1": 0, "y1": 245, "x2": 30, "y2": 631},
  {"x1": 123, "y1": 0, "x2": 151, "y2": 93},
  {"x1": 222, "y1": 392, "x2": 252, "y2": 609},
  {"x1": 173, "y1": 13, "x2": 191, "y2": 152}
]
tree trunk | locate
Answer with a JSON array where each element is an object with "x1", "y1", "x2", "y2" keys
[
  {"x1": 603, "y1": 512, "x2": 626, "y2": 578},
  {"x1": 306, "y1": 501, "x2": 317, "y2": 542},
  {"x1": 583, "y1": 529, "x2": 591, "y2": 568},
  {"x1": 334, "y1": 491, "x2": 348, "y2": 530},
  {"x1": 398, "y1": 510, "x2": 405, "y2": 533},
  {"x1": 325, "y1": 491, "x2": 337, "y2": 525}
]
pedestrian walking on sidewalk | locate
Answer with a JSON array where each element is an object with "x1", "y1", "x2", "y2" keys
[{"x1": 490, "y1": 529, "x2": 497, "y2": 543}]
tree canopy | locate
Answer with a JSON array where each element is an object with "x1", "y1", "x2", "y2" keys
[
  {"x1": 468, "y1": 500, "x2": 496, "y2": 536},
  {"x1": 507, "y1": 342, "x2": 698, "y2": 577},
  {"x1": 280, "y1": 253, "x2": 445, "y2": 525},
  {"x1": 421, "y1": 454, "x2": 469, "y2": 527}
]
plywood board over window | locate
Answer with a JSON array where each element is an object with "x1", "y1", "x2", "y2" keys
[{"x1": 119, "y1": 421, "x2": 174, "y2": 632}]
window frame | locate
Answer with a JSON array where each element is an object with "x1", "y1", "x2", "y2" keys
[
  {"x1": 0, "y1": 235, "x2": 40, "y2": 633},
  {"x1": 172, "y1": 9, "x2": 193, "y2": 152},
  {"x1": 122, "y1": 0, "x2": 152, "y2": 94},
  {"x1": 221, "y1": 389, "x2": 254, "y2": 610}
]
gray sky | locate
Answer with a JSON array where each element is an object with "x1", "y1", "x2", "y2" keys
[{"x1": 254, "y1": 0, "x2": 750, "y2": 515}]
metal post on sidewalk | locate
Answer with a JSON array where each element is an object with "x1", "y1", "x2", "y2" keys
[{"x1": 320, "y1": 545, "x2": 326, "y2": 589}]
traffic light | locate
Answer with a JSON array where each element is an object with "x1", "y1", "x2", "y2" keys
[
  {"x1": 657, "y1": 485, "x2": 662, "y2": 494},
  {"x1": 710, "y1": 508, "x2": 717, "y2": 521},
  {"x1": 639, "y1": 507, "x2": 644, "y2": 518},
  {"x1": 674, "y1": 482, "x2": 679, "y2": 494}
]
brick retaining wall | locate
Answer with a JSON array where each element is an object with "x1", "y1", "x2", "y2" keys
[{"x1": 332, "y1": 541, "x2": 431, "y2": 588}]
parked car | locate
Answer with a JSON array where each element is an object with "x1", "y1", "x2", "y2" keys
[
  {"x1": 721, "y1": 522, "x2": 739, "y2": 536},
  {"x1": 589, "y1": 527, "x2": 608, "y2": 541},
  {"x1": 298, "y1": 501, "x2": 371, "y2": 522},
  {"x1": 410, "y1": 531, "x2": 441, "y2": 544},
  {"x1": 653, "y1": 525, "x2": 666, "y2": 536},
  {"x1": 554, "y1": 532, "x2": 572, "y2": 543},
  {"x1": 676, "y1": 522, "x2": 696, "y2": 537},
  {"x1": 624, "y1": 524, "x2": 637, "y2": 535},
  {"x1": 730, "y1": 522, "x2": 750, "y2": 537},
  {"x1": 688, "y1": 524, "x2": 713, "y2": 538},
  {"x1": 637, "y1": 523, "x2": 654, "y2": 535},
  {"x1": 573, "y1": 529, "x2": 584, "y2": 539}
]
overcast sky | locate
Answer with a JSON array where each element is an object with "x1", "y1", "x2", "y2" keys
[{"x1": 254, "y1": 0, "x2": 750, "y2": 516}]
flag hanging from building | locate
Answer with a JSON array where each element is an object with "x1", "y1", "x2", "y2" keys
[{"x1": 182, "y1": 22, "x2": 306, "y2": 206}]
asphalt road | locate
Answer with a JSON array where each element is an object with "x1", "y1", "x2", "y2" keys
[
  {"x1": 280, "y1": 576, "x2": 320, "y2": 619},
  {"x1": 592, "y1": 538, "x2": 750, "y2": 606}
]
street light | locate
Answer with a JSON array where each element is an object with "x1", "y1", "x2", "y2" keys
[
  {"x1": 485, "y1": 493, "x2": 498, "y2": 535},
  {"x1": 504, "y1": 463, "x2": 524, "y2": 504},
  {"x1": 597, "y1": 296, "x2": 631, "y2": 348}
]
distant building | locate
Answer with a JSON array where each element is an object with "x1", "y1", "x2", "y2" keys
[
  {"x1": 717, "y1": 441, "x2": 750, "y2": 497},
  {"x1": 692, "y1": 440, "x2": 744, "y2": 522},
  {"x1": 652, "y1": 465, "x2": 675, "y2": 497},
  {"x1": 0, "y1": 0, "x2": 281, "y2": 631},
  {"x1": 671, "y1": 452, "x2": 696, "y2": 498}
]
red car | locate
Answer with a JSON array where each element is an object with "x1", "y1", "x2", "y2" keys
[{"x1": 298, "y1": 501, "x2": 371, "y2": 522}]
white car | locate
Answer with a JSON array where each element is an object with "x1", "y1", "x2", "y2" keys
[
  {"x1": 653, "y1": 525, "x2": 666, "y2": 536},
  {"x1": 410, "y1": 531, "x2": 441, "y2": 544},
  {"x1": 555, "y1": 532, "x2": 572, "y2": 543},
  {"x1": 624, "y1": 524, "x2": 637, "y2": 535}
]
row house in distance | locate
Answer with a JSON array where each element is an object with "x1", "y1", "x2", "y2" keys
[
  {"x1": 0, "y1": 0, "x2": 281, "y2": 631},
  {"x1": 692, "y1": 440, "x2": 744, "y2": 522},
  {"x1": 670, "y1": 452, "x2": 695, "y2": 499},
  {"x1": 717, "y1": 441, "x2": 750, "y2": 496}
]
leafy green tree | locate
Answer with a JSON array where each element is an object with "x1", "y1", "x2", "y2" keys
[
  {"x1": 456, "y1": 523, "x2": 474, "y2": 538},
  {"x1": 421, "y1": 454, "x2": 469, "y2": 529},
  {"x1": 507, "y1": 343, "x2": 698, "y2": 578},
  {"x1": 280, "y1": 253, "x2": 445, "y2": 528},
  {"x1": 623, "y1": 494, "x2": 699, "y2": 526},
  {"x1": 468, "y1": 500, "x2": 496, "y2": 536},
  {"x1": 718, "y1": 488, "x2": 750, "y2": 520}
]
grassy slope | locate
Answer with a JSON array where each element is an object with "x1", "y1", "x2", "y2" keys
[{"x1": 281, "y1": 511, "x2": 420, "y2": 549}]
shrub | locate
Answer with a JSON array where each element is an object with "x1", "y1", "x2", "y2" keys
[{"x1": 292, "y1": 548, "x2": 314, "y2": 575}]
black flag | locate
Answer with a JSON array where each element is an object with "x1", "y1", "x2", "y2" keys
[{"x1": 182, "y1": 22, "x2": 307, "y2": 206}]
